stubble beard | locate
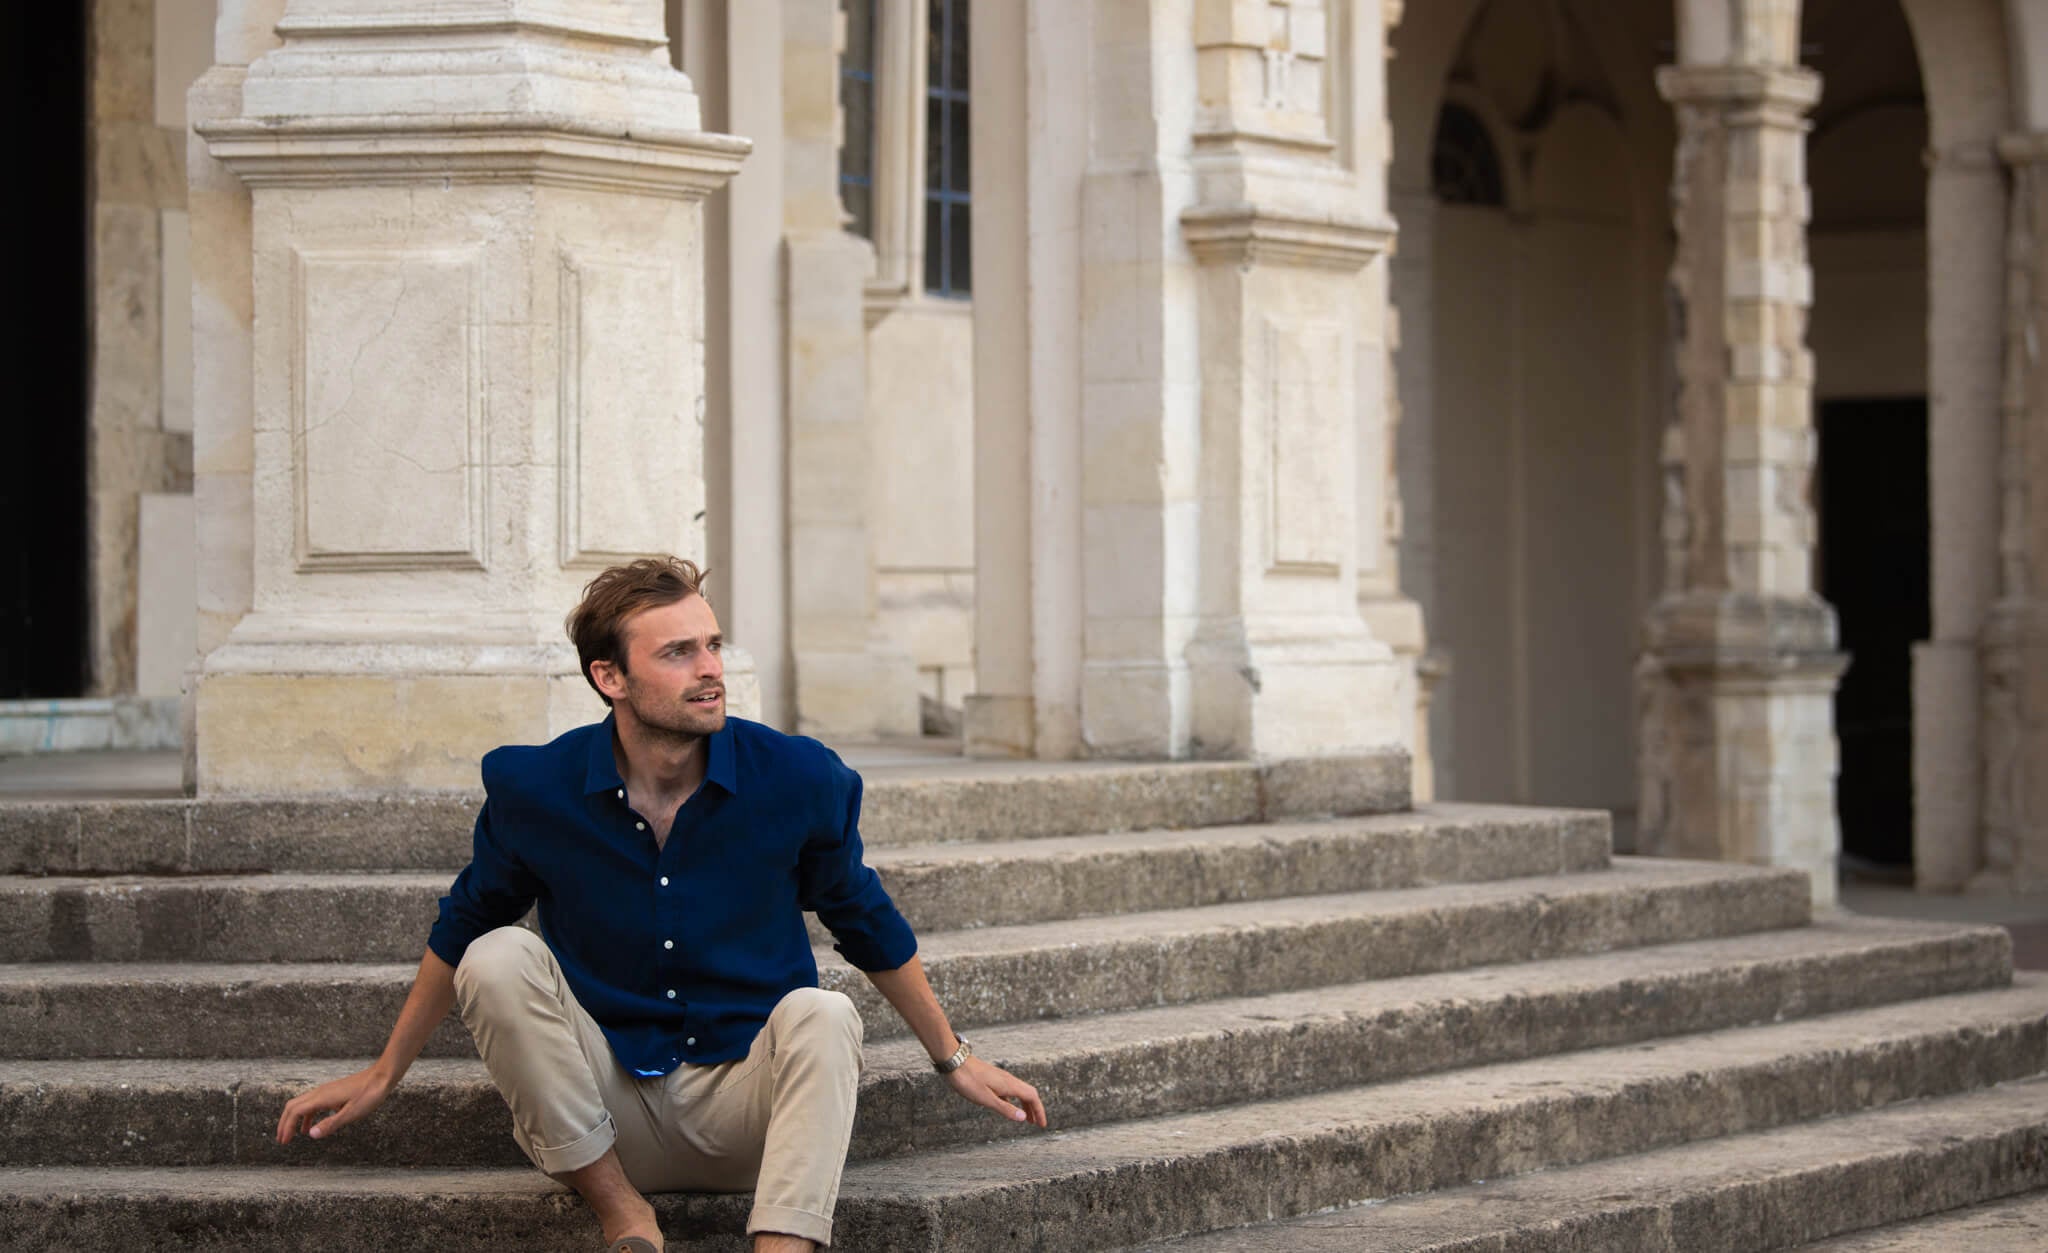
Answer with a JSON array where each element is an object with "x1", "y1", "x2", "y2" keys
[{"x1": 620, "y1": 677, "x2": 726, "y2": 744}]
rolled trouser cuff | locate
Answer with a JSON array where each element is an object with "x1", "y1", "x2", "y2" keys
[
  {"x1": 531, "y1": 1109, "x2": 618, "y2": 1176},
  {"x1": 747, "y1": 1202, "x2": 835, "y2": 1248}
]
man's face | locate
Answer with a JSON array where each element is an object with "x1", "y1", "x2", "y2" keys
[{"x1": 604, "y1": 594, "x2": 726, "y2": 738}]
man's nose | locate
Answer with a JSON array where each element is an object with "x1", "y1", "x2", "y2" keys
[{"x1": 701, "y1": 648, "x2": 724, "y2": 681}]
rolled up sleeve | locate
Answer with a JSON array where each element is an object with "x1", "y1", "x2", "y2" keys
[
  {"x1": 427, "y1": 799, "x2": 539, "y2": 968},
  {"x1": 798, "y1": 758, "x2": 918, "y2": 972}
]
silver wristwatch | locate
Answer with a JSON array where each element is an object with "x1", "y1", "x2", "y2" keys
[{"x1": 933, "y1": 1035, "x2": 972, "y2": 1074}]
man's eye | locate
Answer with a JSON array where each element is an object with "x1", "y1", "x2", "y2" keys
[{"x1": 709, "y1": 642, "x2": 722, "y2": 653}]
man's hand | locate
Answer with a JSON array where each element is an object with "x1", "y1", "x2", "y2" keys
[
  {"x1": 276, "y1": 1065, "x2": 397, "y2": 1144},
  {"x1": 943, "y1": 1056, "x2": 1048, "y2": 1128},
  {"x1": 274, "y1": 948, "x2": 457, "y2": 1146}
]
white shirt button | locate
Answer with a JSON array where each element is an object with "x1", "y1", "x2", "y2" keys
[
  {"x1": 663, "y1": 940, "x2": 674, "y2": 950},
  {"x1": 659, "y1": 876, "x2": 669, "y2": 886},
  {"x1": 616, "y1": 789, "x2": 624, "y2": 800},
  {"x1": 666, "y1": 989, "x2": 677, "y2": 1000},
  {"x1": 635, "y1": 821, "x2": 646, "y2": 831},
  {"x1": 686, "y1": 1037, "x2": 696, "y2": 1046}
]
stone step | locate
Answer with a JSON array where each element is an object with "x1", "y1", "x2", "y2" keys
[
  {"x1": 0, "y1": 805, "x2": 1609, "y2": 963},
  {"x1": 0, "y1": 858, "x2": 1809, "y2": 1058},
  {"x1": 1790, "y1": 1190, "x2": 2048, "y2": 1251},
  {"x1": 0, "y1": 916, "x2": 2006, "y2": 1169},
  {"x1": 1138, "y1": 1074, "x2": 2048, "y2": 1252},
  {"x1": 4, "y1": 983, "x2": 2046, "y2": 1251},
  {"x1": 0, "y1": 751, "x2": 1410, "y2": 876}
]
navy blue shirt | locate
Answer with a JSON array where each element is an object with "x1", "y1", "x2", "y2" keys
[{"x1": 427, "y1": 715, "x2": 918, "y2": 1076}]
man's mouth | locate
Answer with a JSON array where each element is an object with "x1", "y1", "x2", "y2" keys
[{"x1": 688, "y1": 689, "x2": 723, "y2": 706}]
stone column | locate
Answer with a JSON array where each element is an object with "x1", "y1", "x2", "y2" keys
[
  {"x1": 781, "y1": 0, "x2": 920, "y2": 741},
  {"x1": 1174, "y1": 0, "x2": 1409, "y2": 760},
  {"x1": 1640, "y1": 54, "x2": 1847, "y2": 905},
  {"x1": 1913, "y1": 141, "x2": 2011, "y2": 890},
  {"x1": 1984, "y1": 133, "x2": 2048, "y2": 891},
  {"x1": 966, "y1": 0, "x2": 1088, "y2": 760},
  {"x1": 191, "y1": 0, "x2": 747, "y2": 793}
]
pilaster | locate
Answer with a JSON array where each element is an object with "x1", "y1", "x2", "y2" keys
[
  {"x1": 781, "y1": 0, "x2": 919, "y2": 741},
  {"x1": 1639, "y1": 60, "x2": 1845, "y2": 905},
  {"x1": 190, "y1": 0, "x2": 749, "y2": 793},
  {"x1": 1170, "y1": 0, "x2": 1410, "y2": 760}
]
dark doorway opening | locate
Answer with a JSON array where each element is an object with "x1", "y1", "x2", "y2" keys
[
  {"x1": 1816, "y1": 398, "x2": 1930, "y2": 873},
  {"x1": 2, "y1": 4, "x2": 92, "y2": 698}
]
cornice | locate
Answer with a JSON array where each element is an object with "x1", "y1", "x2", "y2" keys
[{"x1": 199, "y1": 115, "x2": 750, "y2": 198}]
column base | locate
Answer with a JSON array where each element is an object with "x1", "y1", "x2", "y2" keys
[
  {"x1": 1982, "y1": 601, "x2": 2048, "y2": 893},
  {"x1": 793, "y1": 636, "x2": 921, "y2": 742},
  {"x1": 1187, "y1": 618, "x2": 1408, "y2": 761},
  {"x1": 1079, "y1": 658, "x2": 1191, "y2": 760},
  {"x1": 964, "y1": 693, "x2": 1035, "y2": 759},
  {"x1": 1913, "y1": 639, "x2": 1983, "y2": 891},
  {"x1": 1637, "y1": 592, "x2": 1847, "y2": 908}
]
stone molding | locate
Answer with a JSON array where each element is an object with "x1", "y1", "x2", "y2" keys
[
  {"x1": 271, "y1": 8, "x2": 668, "y2": 48},
  {"x1": 199, "y1": 117, "x2": 748, "y2": 198},
  {"x1": 1180, "y1": 203, "x2": 1395, "y2": 271},
  {"x1": 1998, "y1": 131, "x2": 2048, "y2": 166},
  {"x1": 1654, "y1": 63, "x2": 1822, "y2": 116}
]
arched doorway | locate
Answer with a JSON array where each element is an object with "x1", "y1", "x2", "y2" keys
[{"x1": 1397, "y1": 0, "x2": 1673, "y2": 839}]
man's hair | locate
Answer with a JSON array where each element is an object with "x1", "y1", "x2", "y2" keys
[{"x1": 565, "y1": 557, "x2": 710, "y2": 707}]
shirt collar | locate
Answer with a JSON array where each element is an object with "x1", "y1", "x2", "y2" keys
[
  {"x1": 584, "y1": 713, "x2": 625, "y2": 796},
  {"x1": 582, "y1": 712, "x2": 739, "y2": 796}
]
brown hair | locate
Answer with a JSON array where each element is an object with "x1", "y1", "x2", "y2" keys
[{"x1": 565, "y1": 557, "x2": 710, "y2": 706}]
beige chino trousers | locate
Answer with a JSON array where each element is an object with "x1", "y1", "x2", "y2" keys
[{"x1": 453, "y1": 926, "x2": 864, "y2": 1247}]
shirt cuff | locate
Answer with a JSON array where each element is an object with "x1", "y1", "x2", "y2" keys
[{"x1": 834, "y1": 911, "x2": 919, "y2": 972}]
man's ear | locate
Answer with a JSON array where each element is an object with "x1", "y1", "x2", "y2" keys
[{"x1": 589, "y1": 658, "x2": 627, "y2": 703}]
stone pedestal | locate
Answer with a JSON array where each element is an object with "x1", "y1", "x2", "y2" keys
[
  {"x1": 190, "y1": 1, "x2": 747, "y2": 793},
  {"x1": 1178, "y1": 205, "x2": 1407, "y2": 759},
  {"x1": 1638, "y1": 61, "x2": 1846, "y2": 905}
]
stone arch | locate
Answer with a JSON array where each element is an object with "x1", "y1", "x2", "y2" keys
[
  {"x1": 1899, "y1": 0, "x2": 2011, "y2": 145},
  {"x1": 2006, "y1": 0, "x2": 2048, "y2": 129},
  {"x1": 1434, "y1": 83, "x2": 1527, "y2": 211},
  {"x1": 1529, "y1": 101, "x2": 1635, "y2": 216}
]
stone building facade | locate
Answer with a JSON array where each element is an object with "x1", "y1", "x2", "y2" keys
[{"x1": 11, "y1": 0, "x2": 2048, "y2": 906}]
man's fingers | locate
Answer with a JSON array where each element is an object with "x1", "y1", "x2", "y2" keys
[
  {"x1": 1000, "y1": 1076, "x2": 1047, "y2": 1128},
  {"x1": 969, "y1": 1081, "x2": 1028, "y2": 1121},
  {"x1": 310, "y1": 1095, "x2": 364, "y2": 1140},
  {"x1": 1015, "y1": 1083, "x2": 1048, "y2": 1128}
]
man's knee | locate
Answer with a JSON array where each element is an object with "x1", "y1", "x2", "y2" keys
[
  {"x1": 452, "y1": 925, "x2": 548, "y2": 1006},
  {"x1": 773, "y1": 987, "x2": 865, "y2": 1051}
]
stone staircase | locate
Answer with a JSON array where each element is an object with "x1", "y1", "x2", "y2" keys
[{"x1": 1, "y1": 753, "x2": 2045, "y2": 1251}]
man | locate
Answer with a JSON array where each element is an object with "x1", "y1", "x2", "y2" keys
[{"x1": 276, "y1": 557, "x2": 1046, "y2": 1252}]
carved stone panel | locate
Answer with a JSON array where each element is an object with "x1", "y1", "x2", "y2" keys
[
  {"x1": 1267, "y1": 316, "x2": 1348, "y2": 573},
  {"x1": 293, "y1": 246, "x2": 486, "y2": 570},
  {"x1": 557, "y1": 247, "x2": 697, "y2": 567}
]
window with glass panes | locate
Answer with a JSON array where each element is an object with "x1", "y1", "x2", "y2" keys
[
  {"x1": 838, "y1": 0, "x2": 878, "y2": 239},
  {"x1": 924, "y1": 0, "x2": 970, "y2": 296}
]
